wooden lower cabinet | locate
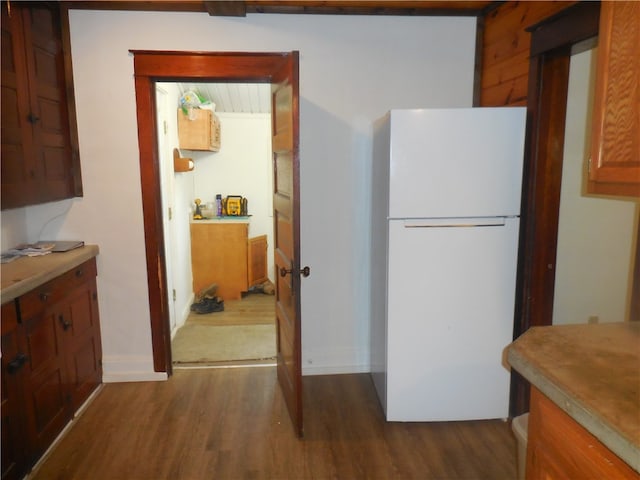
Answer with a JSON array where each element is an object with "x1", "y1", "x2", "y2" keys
[
  {"x1": 526, "y1": 387, "x2": 638, "y2": 479},
  {"x1": 1, "y1": 302, "x2": 28, "y2": 480},
  {"x1": 1, "y1": 258, "x2": 102, "y2": 480},
  {"x1": 191, "y1": 222, "x2": 268, "y2": 300}
]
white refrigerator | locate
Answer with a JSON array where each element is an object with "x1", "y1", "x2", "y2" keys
[{"x1": 370, "y1": 107, "x2": 526, "y2": 422}]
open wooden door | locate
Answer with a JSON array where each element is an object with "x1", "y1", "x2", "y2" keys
[
  {"x1": 271, "y1": 52, "x2": 306, "y2": 437},
  {"x1": 132, "y1": 51, "x2": 305, "y2": 435}
]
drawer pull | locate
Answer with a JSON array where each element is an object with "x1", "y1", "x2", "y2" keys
[
  {"x1": 39, "y1": 292, "x2": 51, "y2": 302},
  {"x1": 75, "y1": 268, "x2": 84, "y2": 277},
  {"x1": 59, "y1": 315, "x2": 72, "y2": 331},
  {"x1": 7, "y1": 353, "x2": 28, "y2": 374}
]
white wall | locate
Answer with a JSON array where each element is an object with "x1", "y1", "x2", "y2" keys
[
  {"x1": 3, "y1": 10, "x2": 476, "y2": 380},
  {"x1": 192, "y1": 112, "x2": 275, "y2": 282},
  {"x1": 553, "y1": 48, "x2": 638, "y2": 325},
  {"x1": 156, "y1": 82, "x2": 195, "y2": 335}
]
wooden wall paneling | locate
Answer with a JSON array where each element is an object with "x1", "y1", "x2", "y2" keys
[{"x1": 480, "y1": 1, "x2": 577, "y2": 106}]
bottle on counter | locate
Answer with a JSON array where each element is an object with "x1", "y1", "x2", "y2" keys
[{"x1": 215, "y1": 194, "x2": 223, "y2": 217}]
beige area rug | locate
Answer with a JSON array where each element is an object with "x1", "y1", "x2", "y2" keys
[
  {"x1": 172, "y1": 294, "x2": 277, "y2": 365},
  {"x1": 172, "y1": 324, "x2": 276, "y2": 364}
]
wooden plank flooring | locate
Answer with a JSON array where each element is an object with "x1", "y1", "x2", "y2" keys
[
  {"x1": 29, "y1": 369, "x2": 518, "y2": 480},
  {"x1": 185, "y1": 293, "x2": 275, "y2": 327}
]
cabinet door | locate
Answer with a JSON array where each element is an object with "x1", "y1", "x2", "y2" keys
[
  {"x1": 1, "y1": 2, "x2": 80, "y2": 209},
  {"x1": 60, "y1": 279, "x2": 103, "y2": 411},
  {"x1": 190, "y1": 223, "x2": 249, "y2": 300},
  {"x1": 21, "y1": 304, "x2": 70, "y2": 461},
  {"x1": 178, "y1": 108, "x2": 220, "y2": 151},
  {"x1": 588, "y1": 1, "x2": 640, "y2": 197},
  {"x1": 21, "y1": 4, "x2": 76, "y2": 205},
  {"x1": 1, "y1": 302, "x2": 29, "y2": 480},
  {"x1": 1, "y1": 2, "x2": 33, "y2": 209},
  {"x1": 248, "y1": 235, "x2": 269, "y2": 287},
  {"x1": 526, "y1": 387, "x2": 638, "y2": 480}
]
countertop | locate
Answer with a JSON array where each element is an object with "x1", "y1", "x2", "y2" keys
[
  {"x1": 1, "y1": 245, "x2": 99, "y2": 303},
  {"x1": 191, "y1": 216, "x2": 251, "y2": 224},
  {"x1": 507, "y1": 322, "x2": 640, "y2": 473}
]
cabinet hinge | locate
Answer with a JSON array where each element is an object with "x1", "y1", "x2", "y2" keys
[
  {"x1": 164, "y1": 120, "x2": 168, "y2": 135},
  {"x1": 168, "y1": 207, "x2": 172, "y2": 220},
  {"x1": 172, "y1": 289, "x2": 177, "y2": 302}
]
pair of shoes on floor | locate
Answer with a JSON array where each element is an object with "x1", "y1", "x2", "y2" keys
[
  {"x1": 191, "y1": 296, "x2": 224, "y2": 314},
  {"x1": 196, "y1": 283, "x2": 218, "y2": 301}
]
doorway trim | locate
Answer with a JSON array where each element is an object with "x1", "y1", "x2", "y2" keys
[
  {"x1": 510, "y1": 2, "x2": 600, "y2": 416},
  {"x1": 131, "y1": 51, "x2": 294, "y2": 374}
]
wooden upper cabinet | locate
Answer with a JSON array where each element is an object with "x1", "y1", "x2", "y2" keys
[
  {"x1": 588, "y1": 1, "x2": 640, "y2": 198},
  {"x1": 1, "y1": 1, "x2": 82, "y2": 210},
  {"x1": 178, "y1": 108, "x2": 221, "y2": 151}
]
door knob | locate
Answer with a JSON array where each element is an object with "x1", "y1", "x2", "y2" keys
[{"x1": 279, "y1": 266, "x2": 311, "y2": 277}]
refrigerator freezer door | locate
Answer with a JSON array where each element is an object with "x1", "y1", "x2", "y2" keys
[
  {"x1": 385, "y1": 217, "x2": 519, "y2": 421},
  {"x1": 388, "y1": 107, "x2": 526, "y2": 219}
]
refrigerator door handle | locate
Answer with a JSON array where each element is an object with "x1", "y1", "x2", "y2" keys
[{"x1": 402, "y1": 217, "x2": 510, "y2": 228}]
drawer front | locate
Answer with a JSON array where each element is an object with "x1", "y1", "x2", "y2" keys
[{"x1": 18, "y1": 258, "x2": 97, "y2": 320}]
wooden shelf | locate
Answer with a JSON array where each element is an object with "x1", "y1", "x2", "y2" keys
[{"x1": 173, "y1": 148, "x2": 193, "y2": 172}]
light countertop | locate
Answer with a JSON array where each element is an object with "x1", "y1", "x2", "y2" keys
[
  {"x1": 1, "y1": 245, "x2": 99, "y2": 303},
  {"x1": 507, "y1": 322, "x2": 640, "y2": 473},
  {"x1": 190, "y1": 216, "x2": 250, "y2": 224}
]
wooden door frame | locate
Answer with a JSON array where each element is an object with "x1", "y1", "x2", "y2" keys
[
  {"x1": 510, "y1": 2, "x2": 600, "y2": 416},
  {"x1": 131, "y1": 51, "x2": 294, "y2": 374}
]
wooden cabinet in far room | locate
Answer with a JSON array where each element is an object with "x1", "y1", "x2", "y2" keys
[
  {"x1": 1, "y1": 1, "x2": 82, "y2": 210},
  {"x1": 178, "y1": 108, "x2": 221, "y2": 151},
  {"x1": 1, "y1": 257, "x2": 102, "y2": 479},
  {"x1": 588, "y1": 1, "x2": 640, "y2": 197},
  {"x1": 191, "y1": 222, "x2": 267, "y2": 300}
]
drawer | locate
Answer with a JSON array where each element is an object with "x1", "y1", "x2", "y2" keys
[{"x1": 18, "y1": 258, "x2": 97, "y2": 320}]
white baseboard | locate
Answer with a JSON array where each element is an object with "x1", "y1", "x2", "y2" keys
[
  {"x1": 171, "y1": 293, "x2": 195, "y2": 339},
  {"x1": 301, "y1": 345, "x2": 371, "y2": 376},
  {"x1": 102, "y1": 355, "x2": 168, "y2": 383},
  {"x1": 302, "y1": 362, "x2": 370, "y2": 376}
]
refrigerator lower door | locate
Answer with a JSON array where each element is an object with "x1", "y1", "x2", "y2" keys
[{"x1": 386, "y1": 217, "x2": 519, "y2": 421}]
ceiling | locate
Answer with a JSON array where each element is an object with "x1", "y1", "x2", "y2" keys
[
  {"x1": 177, "y1": 82, "x2": 272, "y2": 114},
  {"x1": 70, "y1": 1, "x2": 498, "y2": 17}
]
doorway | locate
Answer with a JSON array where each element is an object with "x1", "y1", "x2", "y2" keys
[
  {"x1": 132, "y1": 50, "x2": 304, "y2": 435},
  {"x1": 154, "y1": 81, "x2": 278, "y2": 366}
]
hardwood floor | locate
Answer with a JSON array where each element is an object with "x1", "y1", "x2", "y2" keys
[
  {"x1": 29, "y1": 369, "x2": 518, "y2": 480},
  {"x1": 171, "y1": 293, "x2": 276, "y2": 366},
  {"x1": 184, "y1": 293, "x2": 275, "y2": 327}
]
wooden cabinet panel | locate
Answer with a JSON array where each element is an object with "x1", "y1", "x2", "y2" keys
[
  {"x1": 178, "y1": 108, "x2": 221, "y2": 151},
  {"x1": 22, "y1": 306, "x2": 70, "y2": 460},
  {"x1": 62, "y1": 279, "x2": 102, "y2": 411},
  {"x1": 191, "y1": 222, "x2": 248, "y2": 300},
  {"x1": 526, "y1": 387, "x2": 638, "y2": 480},
  {"x1": 1, "y1": 258, "x2": 102, "y2": 478},
  {"x1": 18, "y1": 258, "x2": 97, "y2": 320},
  {"x1": 588, "y1": 1, "x2": 640, "y2": 197},
  {"x1": 1, "y1": 1, "x2": 81, "y2": 210},
  {"x1": 248, "y1": 234, "x2": 268, "y2": 287},
  {"x1": 1, "y1": 302, "x2": 29, "y2": 480}
]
